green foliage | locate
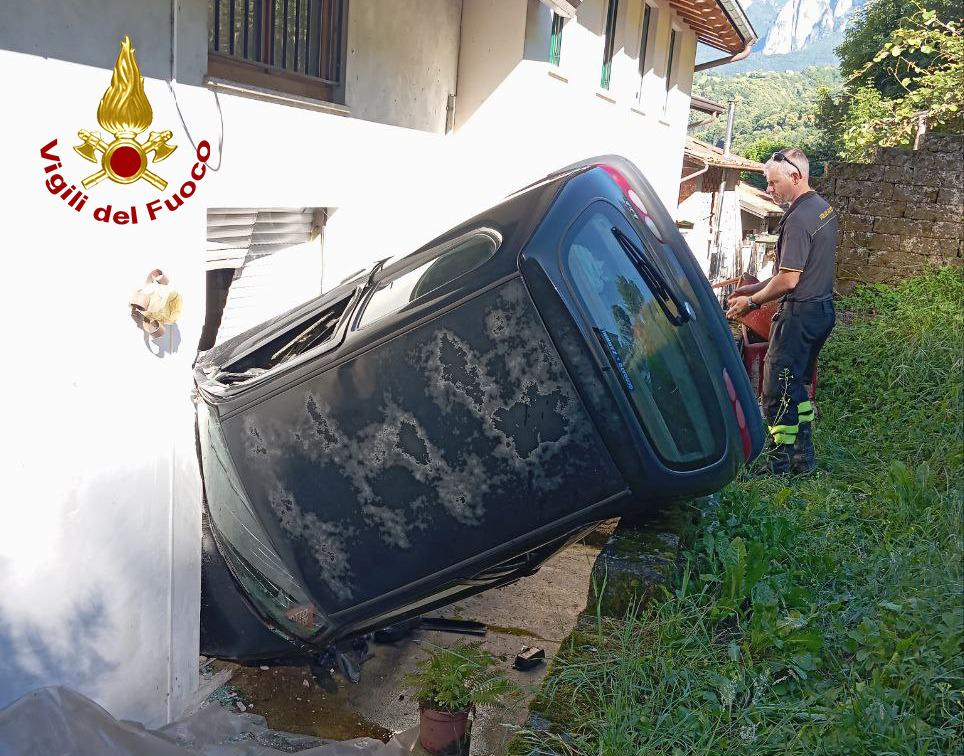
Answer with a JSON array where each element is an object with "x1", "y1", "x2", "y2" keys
[
  {"x1": 692, "y1": 68, "x2": 842, "y2": 186},
  {"x1": 517, "y1": 268, "x2": 964, "y2": 754},
  {"x1": 405, "y1": 641, "x2": 521, "y2": 713},
  {"x1": 837, "y1": 0, "x2": 955, "y2": 92},
  {"x1": 823, "y1": 2, "x2": 963, "y2": 160},
  {"x1": 845, "y1": 11, "x2": 963, "y2": 159}
]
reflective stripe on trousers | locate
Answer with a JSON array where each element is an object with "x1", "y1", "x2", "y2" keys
[{"x1": 763, "y1": 299, "x2": 834, "y2": 444}]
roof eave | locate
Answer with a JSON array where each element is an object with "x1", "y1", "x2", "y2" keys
[{"x1": 715, "y1": 0, "x2": 757, "y2": 50}]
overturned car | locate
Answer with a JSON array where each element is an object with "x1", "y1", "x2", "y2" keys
[{"x1": 195, "y1": 156, "x2": 764, "y2": 661}]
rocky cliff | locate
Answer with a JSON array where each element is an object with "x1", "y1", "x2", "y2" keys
[
  {"x1": 761, "y1": 0, "x2": 859, "y2": 55},
  {"x1": 709, "y1": 0, "x2": 865, "y2": 70}
]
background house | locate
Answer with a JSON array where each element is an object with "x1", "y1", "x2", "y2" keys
[
  {"x1": 676, "y1": 136, "x2": 780, "y2": 282},
  {"x1": 1, "y1": 0, "x2": 754, "y2": 726}
]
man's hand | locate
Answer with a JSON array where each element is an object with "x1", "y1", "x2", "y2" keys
[
  {"x1": 730, "y1": 285, "x2": 756, "y2": 297},
  {"x1": 726, "y1": 296, "x2": 752, "y2": 320}
]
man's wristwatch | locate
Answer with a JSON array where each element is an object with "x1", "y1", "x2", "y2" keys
[{"x1": 747, "y1": 296, "x2": 761, "y2": 311}]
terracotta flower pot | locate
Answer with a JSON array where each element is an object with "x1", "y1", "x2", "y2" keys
[{"x1": 418, "y1": 706, "x2": 471, "y2": 755}]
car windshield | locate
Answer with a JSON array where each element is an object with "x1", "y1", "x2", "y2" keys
[{"x1": 564, "y1": 202, "x2": 725, "y2": 468}]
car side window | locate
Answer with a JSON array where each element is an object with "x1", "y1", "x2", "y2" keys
[{"x1": 356, "y1": 232, "x2": 499, "y2": 330}]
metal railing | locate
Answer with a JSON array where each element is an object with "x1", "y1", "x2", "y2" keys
[{"x1": 209, "y1": 0, "x2": 343, "y2": 84}]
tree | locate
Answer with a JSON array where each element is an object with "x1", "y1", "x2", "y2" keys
[
  {"x1": 835, "y1": 8, "x2": 962, "y2": 159},
  {"x1": 692, "y1": 67, "x2": 842, "y2": 174},
  {"x1": 817, "y1": 0, "x2": 962, "y2": 160},
  {"x1": 839, "y1": 0, "x2": 930, "y2": 94}
]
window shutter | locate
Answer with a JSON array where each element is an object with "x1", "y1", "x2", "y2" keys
[
  {"x1": 206, "y1": 208, "x2": 320, "y2": 270},
  {"x1": 206, "y1": 208, "x2": 326, "y2": 344}
]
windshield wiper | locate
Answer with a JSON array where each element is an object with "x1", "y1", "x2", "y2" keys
[{"x1": 611, "y1": 226, "x2": 690, "y2": 326}]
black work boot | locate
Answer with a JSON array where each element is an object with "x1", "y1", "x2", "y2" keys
[
  {"x1": 768, "y1": 442, "x2": 794, "y2": 475},
  {"x1": 751, "y1": 439, "x2": 793, "y2": 477},
  {"x1": 792, "y1": 422, "x2": 816, "y2": 475}
]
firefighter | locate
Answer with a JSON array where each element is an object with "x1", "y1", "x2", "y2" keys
[{"x1": 726, "y1": 148, "x2": 838, "y2": 475}]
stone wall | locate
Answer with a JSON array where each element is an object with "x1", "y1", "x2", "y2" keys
[{"x1": 815, "y1": 133, "x2": 964, "y2": 291}]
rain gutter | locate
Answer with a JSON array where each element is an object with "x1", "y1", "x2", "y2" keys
[{"x1": 695, "y1": 40, "x2": 755, "y2": 72}]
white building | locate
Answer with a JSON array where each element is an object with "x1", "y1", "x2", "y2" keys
[{"x1": 0, "y1": 0, "x2": 755, "y2": 727}]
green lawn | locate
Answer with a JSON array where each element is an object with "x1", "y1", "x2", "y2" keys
[{"x1": 515, "y1": 268, "x2": 963, "y2": 755}]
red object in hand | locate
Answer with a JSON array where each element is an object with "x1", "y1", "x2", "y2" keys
[{"x1": 731, "y1": 275, "x2": 777, "y2": 341}]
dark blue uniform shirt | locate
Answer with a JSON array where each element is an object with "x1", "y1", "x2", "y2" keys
[{"x1": 776, "y1": 190, "x2": 838, "y2": 302}]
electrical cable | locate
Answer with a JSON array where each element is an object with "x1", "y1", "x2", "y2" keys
[{"x1": 167, "y1": 81, "x2": 225, "y2": 172}]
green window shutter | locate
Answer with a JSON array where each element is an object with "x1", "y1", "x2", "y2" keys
[
  {"x1": 637, "y1": 5, "x2": 652, "y2": 101},
  {"x1": 638, "y1": 6, "x2": 651, "y2": 77},
  {"x1": 549, "y1": 12, "x2": 564, "y2": 66}
]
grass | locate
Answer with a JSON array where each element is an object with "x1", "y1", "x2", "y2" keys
[{"x1": 514, "y1": 268, "x2": 964, "y2": 755}]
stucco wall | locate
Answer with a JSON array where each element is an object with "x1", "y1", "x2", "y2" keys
[
  {"x1": 346, "y1": 0, "x2": 462, "y2": 132},
  {"x1": 1, "y1": 0, "x2": 712, "y2": 727},
  {"x1": 677, "y1": 168, "x2": 744, "y2": 277},
  {"x1": 456, "y1": 0, "x2": 529, "y2": 130}
]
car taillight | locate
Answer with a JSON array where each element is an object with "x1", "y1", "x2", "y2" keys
[
  {"x1": 723, "y1": 368, "x2": 752, "y2": 463},
  {"x1": 598, "y1": 164, "x2": 649, "y2": 219}
]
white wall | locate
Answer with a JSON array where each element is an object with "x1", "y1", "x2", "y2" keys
[
  {"x1": 677, "y1": 171, "x2": 745, "y2": 278},
  {"x1": 454, "y1": 0, "x2": 697, "y2": 210},
  {"x1": 678, "y1": 189, "x2": 714, "y2": 273},
  {"x1": 0, "y1": 0, "x2": 456, "y2": 727},
  {"x1": 717, "y1": 183, "x2": 744, "y2": 279},
  {"x1": 456, "y1": 0, "x2": 529, "y2": 131},
  {"x1": 0, "y1": 0, "x2": 711, "y2": 727}
]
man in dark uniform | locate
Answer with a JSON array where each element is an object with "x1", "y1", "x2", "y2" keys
[{"x1": 726, "y1": 148, "x2": 837, "y2": 475}]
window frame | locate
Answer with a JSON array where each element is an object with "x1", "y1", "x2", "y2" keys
[
  {"x1": 636, "y1": 3, "x2": 654, "y2": 103},
  {"x1": 600, "y1": 0, "x2": 620, "y2": 90},
  {"x1": 207, "y1": 0, "x2": 347, "y2": 104},
  {"x1": 559, "y1": 200, "x2": 726, "y2": 471},
  {"x1": 351, "y1": 228, "x2": 503, "y2": 332},
  {"x1": 664, "y1": 26, "x2": 679, "y2": 101}
]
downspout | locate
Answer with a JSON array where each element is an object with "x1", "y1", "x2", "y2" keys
[
  {"x1": 708, "y1": 100, "x2": 736, "y2": 278},
  {"x1": 694, "y1": 41, "x2": 754, "y2": 72},
  {"x1": 680, "y1": 159, "x2": 709, "y2": 184}
]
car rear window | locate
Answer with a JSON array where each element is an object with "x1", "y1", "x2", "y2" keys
[{"x1": 564, "y1": 202, "x2": 725, "y2": 468}]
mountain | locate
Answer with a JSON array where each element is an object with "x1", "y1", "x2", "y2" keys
[
  {"x1": 760, "y1": 0, "x2": 857, "y2": 55},
  {"x1": 698, "y1": 0, "x2": 865, "y2": 72}
]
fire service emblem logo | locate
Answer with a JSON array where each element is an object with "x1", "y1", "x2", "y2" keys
[
  {"x1": 74, "y1": 36, "x2": 177, "y2": 190},
  {"x1": 39, "y1": 35, "x2": 212, "y2": 224}
]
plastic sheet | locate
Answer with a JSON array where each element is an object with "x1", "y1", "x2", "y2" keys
[{"x1": 0, "y1": 687, "x2": 418, "y2": 756}]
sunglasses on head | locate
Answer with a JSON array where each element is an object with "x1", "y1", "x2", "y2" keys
[{"x1": 771, "y1": 151, "x2": 803, "y2": 176}]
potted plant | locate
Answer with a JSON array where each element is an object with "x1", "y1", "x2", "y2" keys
[{"x1": 405, "y1": 641, "x2": 521, "y2": 755}]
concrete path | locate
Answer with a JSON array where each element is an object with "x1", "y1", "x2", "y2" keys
[{"x1": 219, "y1": 528, "x2": 611, "y2": 755}]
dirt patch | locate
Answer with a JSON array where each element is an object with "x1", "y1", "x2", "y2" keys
[{"x1": 215, "y1": 661, "x2": 394, "y2": 742}]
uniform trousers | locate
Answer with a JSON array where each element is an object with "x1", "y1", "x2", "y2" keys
[{"x1": 762, "y1": 298, "x2": 835, "y2": 444}]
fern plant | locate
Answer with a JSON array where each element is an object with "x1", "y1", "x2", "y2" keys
[{"x1": 405, "y1": 642, "x2": 521, "y2": 713}]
